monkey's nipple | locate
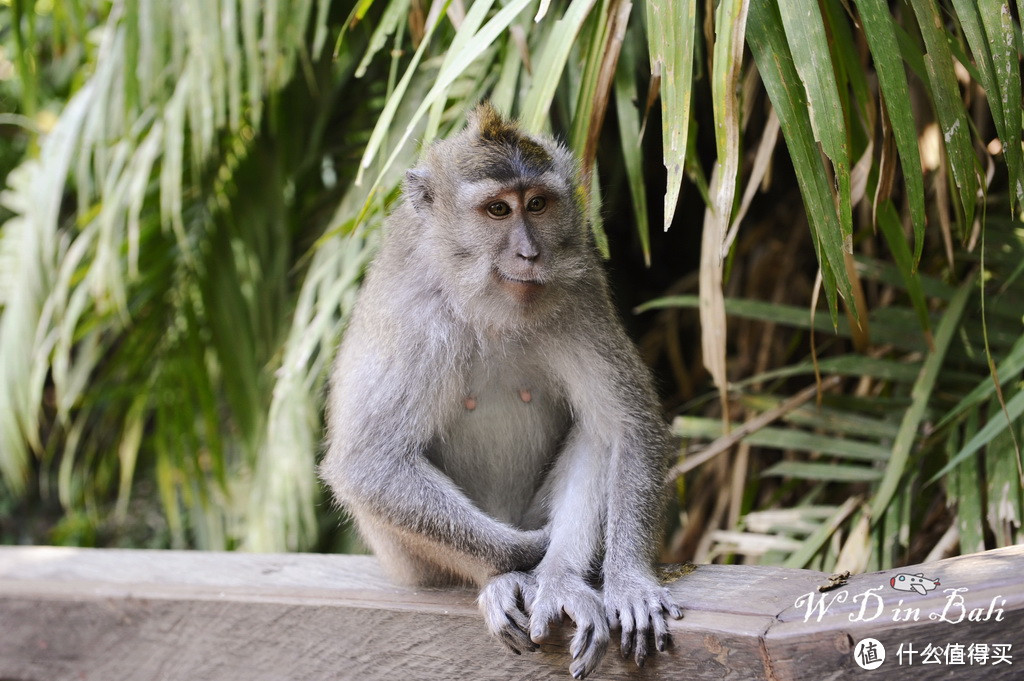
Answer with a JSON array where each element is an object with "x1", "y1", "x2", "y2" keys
[{"x1": 463, "y1": 397, "x2": 477, "y2": 411}]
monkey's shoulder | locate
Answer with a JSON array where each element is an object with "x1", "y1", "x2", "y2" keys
[{"x1": 345, "y1": 257, "x2": 461, "y2": 341}]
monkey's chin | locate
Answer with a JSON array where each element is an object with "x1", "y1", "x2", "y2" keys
[{"x1": 494, "y1": 271, "x2": 545, "y2": 305}]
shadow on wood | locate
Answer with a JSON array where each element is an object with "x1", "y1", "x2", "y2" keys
[{"x1": 0, "y1": 545, "x2": 1021, "y2": 679}]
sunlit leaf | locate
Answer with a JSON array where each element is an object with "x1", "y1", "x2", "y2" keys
[
  {"x1": 747, "y1": 0, "x2": 852, "y2": 324},
  {"x1": 778, "y1": 0, "x2": 852, "y2": 253},
  {"x1": 645, "y1": 0, "x2": 697, "y2": 232},
  {"x1": 855, "y1": 0, "x2": 927, "y2": 264},
  {"x1": 909, "y1": 0, "x2": 978, "y2": 227}
]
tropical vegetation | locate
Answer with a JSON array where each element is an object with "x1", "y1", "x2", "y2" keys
[{"x1": 0, "y1": 0, "x2": 1021, "y2": 574}]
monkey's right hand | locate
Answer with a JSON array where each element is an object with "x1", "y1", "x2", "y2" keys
[
  {"x1": 529, "y1": 574, "x2": 609, "y2": 679},
  {"x1": 478, "y1": 571, "x2": 538, "y2": 655}
]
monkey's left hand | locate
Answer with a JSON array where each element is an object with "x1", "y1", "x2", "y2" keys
[
  {"x1": 478, "y1": 571, "x2": 538, "y2": 655},
  {"x1": 603, "y1": 570, "x2": 684, "y2": 667}
]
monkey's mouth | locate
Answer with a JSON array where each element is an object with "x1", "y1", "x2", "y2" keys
[
  {"x1": 498, "y1": 272, "x2": 542, "y2": 285},
  {"x1": 494, "y1": 270, "x2": 544, "y2": 301}
]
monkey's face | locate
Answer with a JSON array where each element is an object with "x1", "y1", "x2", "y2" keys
[
  {"x1": 402, "y1": 105, "x2": 593, "y2": 328},
  {"x1": 465, "y1": 174, "x2": 571, "y2": 283},
  {"x1": 435, "y1": 171, "x2": 588, "y2": 323}
]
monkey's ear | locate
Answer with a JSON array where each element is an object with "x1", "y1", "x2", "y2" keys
[{"x1": 404, "y1": 168, "x2": 433, "y2": 212}]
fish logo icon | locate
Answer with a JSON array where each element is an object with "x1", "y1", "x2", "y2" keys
[{"x1": 890, "y1": 573, "x2": 940, "y2": 595}]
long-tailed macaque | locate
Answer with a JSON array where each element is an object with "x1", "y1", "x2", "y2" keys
[{"x1": 321, "y1": 103, "x2": 681, "y2": 679}]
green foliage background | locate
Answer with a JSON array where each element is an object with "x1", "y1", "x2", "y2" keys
[{"x1": 0, "y1": 0, "x2": 1021, "y2": 572}]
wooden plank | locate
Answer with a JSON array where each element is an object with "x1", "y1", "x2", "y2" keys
[
  {"x1": 765, "y1": 545, "x2": 1024, "y2": 678},
  {"x1": 0, "y1": 545, "x2": 1020, "y2": 679}
]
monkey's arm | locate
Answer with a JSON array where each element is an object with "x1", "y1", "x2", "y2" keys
[
  {"x1": 543, "y1": 318, "x2": 682, "y2": 666},
  {"x1": 322, "y1": 337, "x2": 546, "y2": 583},
  {"x1": 595, "y1": 333, "x2": 683, "y2": 664},
  {"x1": 601, "y1": 414, "x2": 683, "y2": 664},
  {"x1": 328, "y1": 441, "x2": 546, "y2": 578},
  {"x1": 526, "y1": 426, "x2": 611, "y2": 679}
]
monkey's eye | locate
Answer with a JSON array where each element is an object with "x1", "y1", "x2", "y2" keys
[
  {"x1": 486, "y1": 201, "x2": 512, "y2": 218},
  {"x1": 526, "y1": 196, "x2": 547, "y2": 213}
]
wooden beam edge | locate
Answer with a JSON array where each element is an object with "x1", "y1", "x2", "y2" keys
[{"x1": 0, "y1": 545, "x2": 1021, "y2": 680}]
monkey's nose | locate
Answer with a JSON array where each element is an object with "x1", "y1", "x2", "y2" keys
[{"x1": 516, "y1": 239, "x2": 540, "y2": 261}]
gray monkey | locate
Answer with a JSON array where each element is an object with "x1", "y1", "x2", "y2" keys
[{"x1": 321, "y1": 103, "x2": 681, "y2": 679}]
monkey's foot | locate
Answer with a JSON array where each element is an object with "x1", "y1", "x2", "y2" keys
[
  {"x1": 478, "y1": 571, "x2": 538, "y2": 655},
  {"x1": 530, "y1": 575, "x2": 609, "y2": 679},
  {"x1": 604, "y1": 571, "x2": 684, "y2": 667}
]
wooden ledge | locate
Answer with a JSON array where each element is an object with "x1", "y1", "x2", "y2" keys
[{"x1": 0, "y1": 545, "x2": 1021, "y2": 679}]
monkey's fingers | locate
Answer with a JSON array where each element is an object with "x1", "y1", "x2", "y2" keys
[
  {"x1": 570, "y1": 623, "x2": 593, "y2": 660},
  {"x1": 606, "y1": 579, "x2": 681, "y2": 666},
  {"x1": 519, "y1": 576, "x2": 538, "y2": 616},
  {"x1": 483, "y1": 608, "x2": 534, "y2": 654},
  {"x1": 651, "y1": 603, "x2": 672, "y2": 653},
  {"x1": 547, "y1": 584, "x2": 609, "y2": 678},
  {"x1": 616, "y1": 608, "x2": 635, "y2": 660},
  {"x1": 479, "y1": 572, "x2": 540, "y2": 654},
  {"x1": 503, "y1": 607, "x2": 537, "y2": 652},
  {"x1": 499, "y1": 616, "x2": 537, "y2": 654},
  {"x1": 498, "y1": 631, "x2": 524, "y2": 655},
  {"x1": 528, "y1": 598, "x2": 562, "y2": 644},
  {"x1": 660, "y1": 591, "x2": 684, "y2": 620},
  {"x1": 567, "y1": 612, "x2": 609, "y2": 680},
  {"x1": 568, "y1": 624, "x2": 609, "y2": 679},
  {"x1": 628, "y1": 605, "x2": 651, "y2": 667},
  {"x1": 605, "y1": 604, "x2": 620, "y2": 630}
]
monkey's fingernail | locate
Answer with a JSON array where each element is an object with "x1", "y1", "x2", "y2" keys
[
  {"x1": 670, "y1": 605, "x2": 683, "y2": 619},
  {"x1": 580, "y1": 624, "x2": 594, "y2": 652}
]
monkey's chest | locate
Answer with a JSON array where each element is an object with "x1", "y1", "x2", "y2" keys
[{"x1": 430, "y1": 355, "x2": 569, "y2": 528}]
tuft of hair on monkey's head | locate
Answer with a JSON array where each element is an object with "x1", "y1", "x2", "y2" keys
[
  {"x1": 469, "y1": 101, "x2": 521, "y2": 143},
  {"x1": 465, "y1": 102, "x2": 556, "y2": 180}
]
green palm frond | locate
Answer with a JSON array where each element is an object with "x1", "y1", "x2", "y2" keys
[{"x1": 1, "y1": 0, "x2": 368, "y2": 548}]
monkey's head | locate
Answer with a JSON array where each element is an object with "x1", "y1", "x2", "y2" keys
[{"x1": 402, "y1": 103, "x2": 594, "y2": 329}]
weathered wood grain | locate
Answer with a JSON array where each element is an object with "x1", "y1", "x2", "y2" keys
[{"x1": 0, "y1": 545, "x2": 1020, "y2": 680}]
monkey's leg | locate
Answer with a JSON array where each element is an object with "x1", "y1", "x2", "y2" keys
[
  {"x1": 355, "y1": 517, "x2": 473, "y2": 587},
  {"x1": 527, "y1": 428, "x2": 609, "y2": 680}
]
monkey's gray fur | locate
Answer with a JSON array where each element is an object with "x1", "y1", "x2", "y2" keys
[{"x1": 321, "y1": 103, "x2": 681, "y2": 679}]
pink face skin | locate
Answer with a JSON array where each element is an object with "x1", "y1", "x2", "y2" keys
[{"x1": 477, "y1": 187, "x2": 554, "y2": 305}]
